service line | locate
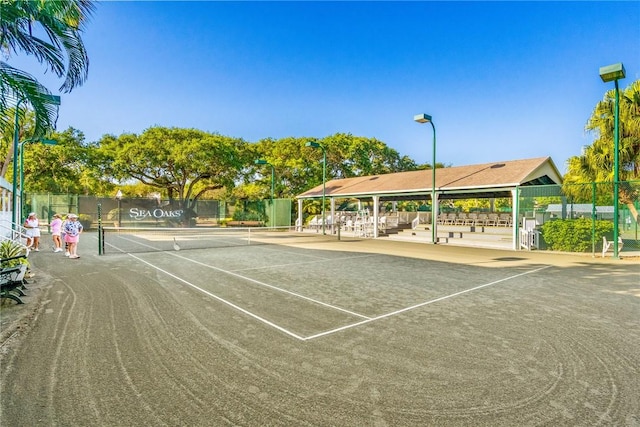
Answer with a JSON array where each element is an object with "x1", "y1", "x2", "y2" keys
[
  {"x1": 169, "y1": 252, "x2": 371, "y2": 320},
  {"x1": 302, "y1": 265, "x2": 552, "y2": 341}
]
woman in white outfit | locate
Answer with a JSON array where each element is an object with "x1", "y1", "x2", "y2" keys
[{"x1": 24, "y1": 212, "x2": 41, "y2": 251}]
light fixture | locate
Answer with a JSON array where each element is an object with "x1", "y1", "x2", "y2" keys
[
  {"x1": 305, "y1": 141, "x2": 327, "y2": 235},
  {"x1": 599, "y1": 62, "x2": 626, "y2": 258},
  {"x1": 599, "y1": 63, "x2": 625, "y2": 83},
  {"x1": 414, "y1": 113, "x2": 437, "y2": 244}
]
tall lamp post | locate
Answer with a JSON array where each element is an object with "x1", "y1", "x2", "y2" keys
[
  {"x1": 599, "y1": 63, "x2": 625, "y2": 259},
  {"x1": 115, "y1": 190, "x2": 123, "y2": 228},
  {"x1": 305, "y1": 141, "x2": 327, "y2": 235},
  {"x1": 19, "y1": 138, "x2": 58, "y2": 220},
  {"x1": 255, "y1": 159, "x2": 275, "y2": 226},
  {"x1": 11, "y1": 94, "x2": 61, "y2": 229},
  {"x1": 11, "y1": 98, "x2": 26, "y2": 228},
  {"x1": 414, "y1": 113, "x2": 437, "y2": 244}
]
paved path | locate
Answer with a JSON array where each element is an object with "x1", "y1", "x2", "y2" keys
[{"x1": 1, "y1": 233, "x2": 639, "y2": 426}]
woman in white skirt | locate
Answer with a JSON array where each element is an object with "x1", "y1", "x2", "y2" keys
[{"x1": 24, "y1": 212, "x2": 41, "y2": 251}]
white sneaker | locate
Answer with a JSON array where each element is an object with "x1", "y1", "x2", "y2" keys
[
  {"x1": 34, "y1": 248, "x2": 39, "y2": 252},
  {"x1": 65, "y1": 251, "x2": 70, "y2": 256},
  {"x1": 54, "y1": 248, "x2": 62, "y2": 253}
]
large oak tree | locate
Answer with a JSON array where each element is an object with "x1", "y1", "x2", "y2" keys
[{"x1": 97, "y1": 126, "x2": 249, "y2": 221}]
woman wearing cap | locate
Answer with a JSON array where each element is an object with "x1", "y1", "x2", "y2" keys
[
  {"x1": 24, "y1": 212, "x2": 41, "y2": 251},
  {"x1": 63, "y1": 214, "x2": 83, "y2": 259},
  {"x1": 50, "y1": 214, "x2": 63, "y2": 252}
]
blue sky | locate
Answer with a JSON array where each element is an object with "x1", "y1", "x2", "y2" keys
[{"x1": 11, "y1": 1, "x2": 640, "y2": 173}]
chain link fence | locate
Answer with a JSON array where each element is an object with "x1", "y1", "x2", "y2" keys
[
  {"x1": 25, "y1": 180, "x2": 639, "y2": 255},
  {"x1": 24, "y1": 195, "x2": 292, "y2": 229},
  {"x1": 518, "y1": 180, "x2": 639, "y2": 255}
]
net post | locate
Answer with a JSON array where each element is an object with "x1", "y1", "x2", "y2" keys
[{"x1": 97, "y1": 203, "x2": 103, "y2": 255}]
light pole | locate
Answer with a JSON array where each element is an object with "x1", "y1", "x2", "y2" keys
[
  {"x1": 11, "y1": 94, "x2": 60, "y2": 229},
  {"x1": 19, "y1": 138, "x2": 58, "y2": 220},
  {"x1": 255, "y1": 159, "x2": 275, "y2": 226},
  {"x1": 115, "y1": 190, "x2": 123, "y2": 228},
  {"x1": 305, "y1": 141, "x2": 327, "y2": 235},
  {"x1": 599, "y1": 63, "x2": 625, "y2": 259},
  {"x1": 414, "y1": 113, "x2": 437, "y2": 244},
  {"x1": 11, "y1": 98, "x2": 25, "y2": 228}
]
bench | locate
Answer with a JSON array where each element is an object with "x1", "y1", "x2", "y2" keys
[
  {"x1": 0, "y1": 266, "x2": 27, "y2": 304},
  {"x1": 0, "y1": 255, "x2": 29, "y2": 304},
  {"x1": 226, "y1": 220, "x2": 263, "y2": 227},
  {"x1": 602, "y1": 236, "x2": 624, "y2": 257}
]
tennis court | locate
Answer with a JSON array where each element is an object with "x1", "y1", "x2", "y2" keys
[
  {"x1": 104, "y1": 232, "x2": 552, "y2": 341},
  {"x1": 2, "y1": 231, "x2": 639, "y2": 426}
]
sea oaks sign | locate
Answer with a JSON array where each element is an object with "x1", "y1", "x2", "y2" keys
[{"x1": 127, "y1": 208, "x2": 184, "y2": 221}]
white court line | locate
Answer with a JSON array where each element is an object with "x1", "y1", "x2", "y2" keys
[
  {"x1": 105, "y1": 235, "x2": 160, "y2": 252},
  {"x1": 302, "y1": 265, "x2": 553, "y2": 341},
  {"x1": 168, "y1": 252, "x2": 371, "y2": 319},
  {"x1": 100, "y1": 234, "x2": 371, "y2": 319},
  {"x1": 230, "y1": 253, "x2": 379, "y2": 273},
  {"x1": 128, "y1": 253, "x2": 307, "y2": 340},
  {"x1": 124, "y1": 249, "x2": 551, "y2": 341},
  {"x1": 234, "y1": 244, "x2": 335, "y2": 261}
]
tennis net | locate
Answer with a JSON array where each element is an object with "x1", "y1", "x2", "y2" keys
[{"x1": 99, "y1": 226, "x2": 334, "y2": 254}]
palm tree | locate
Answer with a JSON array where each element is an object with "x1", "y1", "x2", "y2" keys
[
  {"x1": 564, "y1": 80, "x2": 640, "y2": 222},
  {"x1": 1, "y1": 0, "x2": 95, "y2": 138}
]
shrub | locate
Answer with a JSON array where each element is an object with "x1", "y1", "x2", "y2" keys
[
  {"x1": 232, "y1": 200, "x2": 266, "y2": 222},
  {"x1": 0, "y1": 240, "x2": 30, "y2": 268},
  {"x1": 541, "y1": 218, "x2": 613, "y2": 252}
]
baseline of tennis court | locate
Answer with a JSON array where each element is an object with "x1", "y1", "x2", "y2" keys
[{"x1": 123, "y1": 243, "x2": 553, "y2": 341}]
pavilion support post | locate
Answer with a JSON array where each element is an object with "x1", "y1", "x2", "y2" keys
[
  {"x1": 297, "y1": 199, "x2": 303, "y2": 232},
  {"x1": 512, "y1": 187, "x2": 519, "y2": 250},
  {"x1": 372, "y1": 196, "x2": 379, "y2": 238},
  {"x1": 330, "y1": 198, "x2": 336, "y2": 234}
]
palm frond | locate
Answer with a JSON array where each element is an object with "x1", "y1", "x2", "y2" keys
[
  {"x1": 0, "y1": 62, "x2": 60, "y2": 138},
  {"x1": 0, "y1": 0, "x2": 95, "y2": 92}
]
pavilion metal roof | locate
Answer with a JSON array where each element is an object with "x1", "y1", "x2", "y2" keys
[{"x1": 297, "y1": 157, "x2": 563, "y2": 201}]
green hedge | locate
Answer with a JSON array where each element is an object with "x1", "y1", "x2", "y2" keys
[{"x1": 541, "y1": 218, "x2": 613, "y2": 252}]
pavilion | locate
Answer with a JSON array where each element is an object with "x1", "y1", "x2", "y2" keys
[{"x1": 296, "y1": 156, "x2": 564, "y2": 249}]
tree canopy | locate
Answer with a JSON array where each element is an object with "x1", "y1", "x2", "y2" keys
[
  {"x1": 249, "y1": 134, "x2": 419, "y2": 200},
  {"x1": 97, "y1": 126, "x2": 249, "y2": 217},
  {"x1": 22, "y1": 127, "x2": 100, "y2": 194}
]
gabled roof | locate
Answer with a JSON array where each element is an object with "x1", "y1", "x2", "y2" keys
[{"x1": 297, "y1": 157, "x2": 563, "y2": 200}]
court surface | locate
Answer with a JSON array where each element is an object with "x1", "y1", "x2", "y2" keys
[{"x1": 2, "y1": 232, "x2": 639, "y2": 426}]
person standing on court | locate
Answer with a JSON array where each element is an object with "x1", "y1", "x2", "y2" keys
[
  {"x1": 50, "y1": 213, "x2": 63, "y2": 252},
  {"x1": 63, "y1": 214, "x2": 83, "y2": 259},
  {"x1": 24, "y1": 212, "x2": 41, "y2": 251}
]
